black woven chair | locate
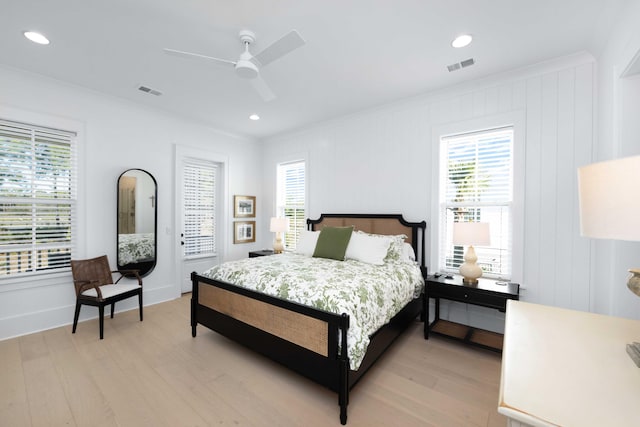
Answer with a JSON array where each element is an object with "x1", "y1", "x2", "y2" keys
[{"x1": 71, "y1": 255, "x2": 143, "y2": 339}]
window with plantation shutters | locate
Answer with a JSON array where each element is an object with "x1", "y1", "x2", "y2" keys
[
  {"x1": 277, "y1": 160, "x2": 305, "y2": 250},
  {"x1": 439, "y1": 126, "x2": 513, "y2": 279},
  {"x1": 0, "y1": 119, "x2": 77, "y2": 276},
  {"x1": 183, "y1": 159, "x2": 216, "y2": 258}
]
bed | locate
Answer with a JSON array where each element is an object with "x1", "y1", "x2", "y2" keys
[{"x1": 190, "y1": 214, "x2": 427, "y2": 424}]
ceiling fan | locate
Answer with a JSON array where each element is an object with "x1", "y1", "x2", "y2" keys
[{"x1": 164, "y1": 29, "x2": 305, "y2": 102}]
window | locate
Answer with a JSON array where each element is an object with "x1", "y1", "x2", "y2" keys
[
  {"x1": 0, "y1": 119, "x2": 77, "y2": 276},
  {"x1": 183, "y1": 159, "x2": 216, "y2": 257},
  {"x1": 439, "y1": 126, "x2": 513, "y2": 279},
  {"x1": 277, "y1": 160, "x2": 305, "y2": 250}
]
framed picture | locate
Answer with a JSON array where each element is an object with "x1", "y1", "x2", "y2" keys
[
  {"x1": 234, "y1": 195, "x2": 256, "y2": 218},
  {"x1": 234, "y1": 221, "x2": 256, "y2": 244}
]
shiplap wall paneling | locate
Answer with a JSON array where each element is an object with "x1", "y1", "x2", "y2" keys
[
  {"x1": 554, "y1": 68, "x2": 577, "y2": 309},
  {"x1": 264, "y1": 58, "x2": 596, "y2": 330},
  {"x1": 523, "y1": 76, "x2": 543, "y2": 305},
  {"x1": 571, "y1": 63, "x2": 594, "y2": 312},
  {"x1": 538, "y1": 72, "x2": 560, "y2": 307}
]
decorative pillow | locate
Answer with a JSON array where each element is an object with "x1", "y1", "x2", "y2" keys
[
  {"x1": 353, "y1": 230, "x2": 407, "y2": 262},
  {"x1": 296, "y1": 230, "x2": 320, "y2": 256},
  {"x1": 384, "y1": 234, "x2": 408, "y2": 262},
  {"x1": 401, "y1": 242, "x2": 416, "y2": 263},
  {"x1": 345, "y1": 231, "x2": 391, "y2": 265},
  {"x1": 313, "y1": 226, "x2": 354, "y2": 261}
]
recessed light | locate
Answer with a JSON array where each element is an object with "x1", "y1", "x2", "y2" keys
[
  {"x1": 451, "y1": 34, "x2": 472, "y2": 48},
  {"x1": 23, "y1": 31, "x2": 50, "y2": 45},
  {"x1": 249, "y1": 114, "x2": 260, "y2": 121}
]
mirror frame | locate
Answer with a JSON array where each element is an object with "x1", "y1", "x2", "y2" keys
[{"x1": 117, "y1": 168, "x2": 157, "y2": 277}]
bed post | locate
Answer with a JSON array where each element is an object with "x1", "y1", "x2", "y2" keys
[
  {"x1": 338, "y1": 313, "x2": 349, "y2": 425},
  {"x1": 190, "y1": 271, "x2": 198, "y2": 337}
]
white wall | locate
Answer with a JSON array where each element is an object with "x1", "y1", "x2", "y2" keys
[
  {"x1": 0, "y1": 66, "x2": 263, "y2": 340},
  {"x1": 262, "y1": 53, "x2": 599, "y2": 333},
  {"x1": 593, "y1": 0, "x2": 640, "y2": 318}
]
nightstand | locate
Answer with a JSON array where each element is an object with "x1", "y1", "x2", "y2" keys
[
  {"x1": 248, "y1": 249, "x2": 275, "y2": 258},
  {"x1": 424, "y1": 274, "x2": 519, "y2": 352}
]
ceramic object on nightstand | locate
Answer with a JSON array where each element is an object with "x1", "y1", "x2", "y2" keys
[{"x1": 628, "y1": 269, "x2": 640, "y2": 297}]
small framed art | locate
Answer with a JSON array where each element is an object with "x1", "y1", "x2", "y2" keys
[
  {"x1": 234, "y1": 195, "x2": 256, "y2": 218},
  {"x1": 233, "y1": 221, "x2": 256, "y2": 244}
]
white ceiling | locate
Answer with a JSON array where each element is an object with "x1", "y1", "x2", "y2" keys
[{"x1": 0, "y1": 0, "x2": 625, "y2": 139}]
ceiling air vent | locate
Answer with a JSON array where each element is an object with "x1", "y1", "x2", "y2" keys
[
  {"x1": 137, "y1": 85, "x2": 163, "y2": 96},
  {"x1": 460, "y1": 58, "x2": 475, "y2": 68},
  {"x1": 447, "y1": 63, "x2": 461, "y2": 72},
  {"x1": 447, "y1": 58, "x2": 475, "y2": 72}
]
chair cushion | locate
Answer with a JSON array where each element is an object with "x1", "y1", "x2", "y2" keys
[{"x1": 81, "y1": 283, "x2": 141, "y2": 299}]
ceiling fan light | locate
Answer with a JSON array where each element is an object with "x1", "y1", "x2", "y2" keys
[
  {"x1": 235, "y1": 59, "x2": 259, "y2": 79},
  {"x1": 452, "y1": 34, "x2": 472, "y2": 48},
  {"x1": 24, "y1": 31, "x2": 50, "y2": 45},
  {"x1": 249, "y1": 114, "x2": 260, "y2": 121}
]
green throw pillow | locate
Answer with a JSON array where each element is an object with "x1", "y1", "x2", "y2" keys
[{"x1": 313, "y1": 226, "x2": 354, "y2": 261}]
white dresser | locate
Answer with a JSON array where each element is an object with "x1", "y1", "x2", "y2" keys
[{"x1": 499, "y1": 300, "x2": 640, "y2": 426}]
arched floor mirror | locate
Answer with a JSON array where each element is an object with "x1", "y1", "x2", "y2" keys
[{"x1": 117, "y1": 168, "x2": 157, "y2": 277}]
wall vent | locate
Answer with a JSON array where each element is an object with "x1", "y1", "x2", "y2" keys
[
  {"x1": 137, "y1": 85, "x2": 163, "y2": 96},
  {"x1": 447, "y1": 58, "x2": 475, "y2": 72}
]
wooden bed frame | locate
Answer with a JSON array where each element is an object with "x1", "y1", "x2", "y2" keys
[{"x1": 190, "y1": 214, "x2": 427, "y2": 424}]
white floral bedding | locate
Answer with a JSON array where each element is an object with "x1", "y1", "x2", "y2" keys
[{"x1": 201, "y1": 252, "x2": 424, "y2": 370}]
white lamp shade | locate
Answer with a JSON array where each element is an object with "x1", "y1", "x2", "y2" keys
[
  {"x1": 452, "y1": 222, "x2": 490, "y2": 246},
  {"x1": 270, "y1": 217, "x2": 289, "y2": 233},
  {"x1": 578, "y1": 155, "x2": 640, "y2": 242}
]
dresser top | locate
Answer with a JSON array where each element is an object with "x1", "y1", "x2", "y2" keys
[{"x1": 499, "y1": 300, "x2": 640, "y2": 426}]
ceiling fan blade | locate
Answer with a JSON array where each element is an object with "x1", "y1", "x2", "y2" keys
[
  {"x1": 250, "y1": 76, "x2": 276, "y2": 102},
  {"x1": 253, "y1": 30, "x2": 305, "y2": 67},
  {"x1": 163, "y1": 48, "x2": 236, "y2": 67}
]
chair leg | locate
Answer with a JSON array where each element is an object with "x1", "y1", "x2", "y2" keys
[
  {"x1": 110, "y1": 302, "x2": 115, "y2": 318},
  {"x1": 99, "y1": 305, "x2": 104, "y2": 340},
  {"x1": 138, "y1": 291, "x2": 143, "y2": 321},
  {"x1": 72, "y1": 300, "x2": 81, "y2": 333}
]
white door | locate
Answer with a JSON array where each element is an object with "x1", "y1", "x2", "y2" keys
[{"x1": 175, "y1": 146, "x2": 227, "y2": 293}]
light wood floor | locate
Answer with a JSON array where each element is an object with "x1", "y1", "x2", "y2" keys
[{"x1": 0, "y1": 295, "x2": 506, "y2": 426}]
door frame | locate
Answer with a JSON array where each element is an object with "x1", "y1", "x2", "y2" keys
[{"x1": 174, "y1": 144, "x2": 229, "y2": 293}]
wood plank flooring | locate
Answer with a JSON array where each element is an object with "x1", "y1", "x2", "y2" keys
[{"x1": 0, "y1": 295, "x2": 506, "y2": 426}]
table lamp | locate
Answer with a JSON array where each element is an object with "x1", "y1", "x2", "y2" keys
[
  {"x1": 453, "y1": 222, "x2": 490, "y2": 284},
  {"x1": 578, "y1": 155, "x2": 640, "y2": 365},
  {"x1": 270, "y1": 217, "x2": 289, "y2": 254}
]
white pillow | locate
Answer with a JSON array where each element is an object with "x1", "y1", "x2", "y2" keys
[
  {"x1": 402, "y1": 243, "x2": 416, "y2": 263},
  {"x1": 296, "y1": 230, "x2": 320, "y2": 256},
  {"x1": 345, "y1": 231, "x2": 392, "y2": 265}
]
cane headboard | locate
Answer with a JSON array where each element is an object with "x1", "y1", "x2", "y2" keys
[{"x1": 307, "y1": 214, "x2": 427, "y2": 267}]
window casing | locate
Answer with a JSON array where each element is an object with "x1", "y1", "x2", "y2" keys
[
  {"x1": 439, "y1": 126, "x2": 513, "y2": 279},
  {"x1": 276, "y1": 160, "x2": 305, "y2": 250},
  {"x1": 183, "y1": 159, "x2": 217, "y2": 258},
  {"x1": 0, "y1": 119, "x2": 77, "y2": 276}
]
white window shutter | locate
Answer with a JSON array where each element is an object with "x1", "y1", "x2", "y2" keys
[
  {"x1": 439, "y1": 127, "x2": 513, "y2": 279},
  {"x1": 183, "y1": 159, "x2": 216, "y2": 257},
  {"x1": 0, "y1": 119, "x2": 77, "y2": 276}
]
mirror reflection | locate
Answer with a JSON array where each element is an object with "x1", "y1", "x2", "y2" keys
[{"x1": 117, "y1": 169, "x2": 157, "y2": 277}]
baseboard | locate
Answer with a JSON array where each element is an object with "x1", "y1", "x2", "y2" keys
[{"x1": 0, "y1": 285, "x2": 179, "y2": 341}]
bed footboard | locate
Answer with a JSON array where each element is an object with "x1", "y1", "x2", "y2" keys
[{"x1": 192, "y1": 272, "x2": 351, "y2": 424}]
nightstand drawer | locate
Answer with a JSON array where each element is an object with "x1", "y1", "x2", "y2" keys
[{"x1": 432, "y1": 285, "x2": 509, "y2": 310}]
